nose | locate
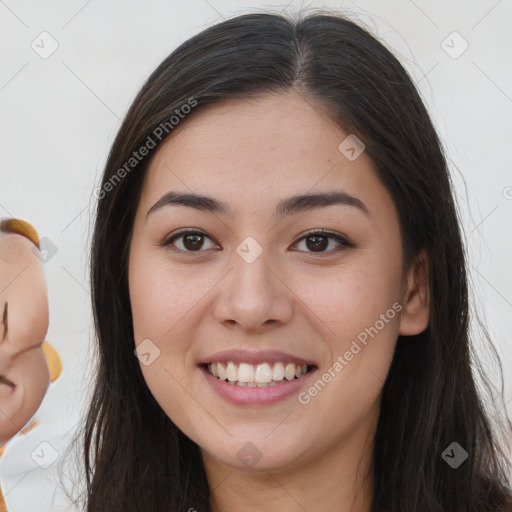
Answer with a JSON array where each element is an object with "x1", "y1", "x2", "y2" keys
[
  {"x1": 0, "y1": 298, "x2": 48, "y2": 375},
  {"x1": 212, "y1": 244, "x2": 294, "y2": 333}
]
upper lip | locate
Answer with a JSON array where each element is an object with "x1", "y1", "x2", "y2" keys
[{"x1": 198, "y1": 349, "x2": 317, "y2": 366}]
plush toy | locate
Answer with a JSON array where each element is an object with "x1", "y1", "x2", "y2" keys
[{"x1": 0, "y1": 218, "x2": 62, "y2": 512}]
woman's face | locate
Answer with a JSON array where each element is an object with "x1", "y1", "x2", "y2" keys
[
  {"x1": 0, "y1": 232, "x2": 50, "y2": 445},
  {"x1": 128, "y1": 91, "x2": 429, "y2": 473}
]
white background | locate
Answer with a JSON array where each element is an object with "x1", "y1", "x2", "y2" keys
[{"x1": 0, "y1": 1, "x2": 511, "y2": 510}]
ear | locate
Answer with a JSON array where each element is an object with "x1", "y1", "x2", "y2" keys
[{"x1": 398, "y1": 248, "x2": 430, "y2": 336}]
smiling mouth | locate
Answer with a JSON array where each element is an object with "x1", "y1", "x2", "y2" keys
[
  {"x1": 202, "y1": 361, "x2": 317, "y2": 387},
  {"x1": 0, "y1": 375, "x2": 16, "y2": 389}
]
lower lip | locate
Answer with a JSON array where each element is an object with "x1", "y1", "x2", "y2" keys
[{"x1": 200, "y1": 365, "x2": 317, "y2": 405}]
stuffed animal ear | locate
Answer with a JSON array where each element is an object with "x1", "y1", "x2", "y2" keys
[
  {"x1": 41, "y1": 342, "x2": 62, "y2": 382},
  {"x1": 0, "y1": 218, "x2": 40, "y2": 250}
]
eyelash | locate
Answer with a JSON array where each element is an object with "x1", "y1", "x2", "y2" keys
[{"x1": 159, "y1": 228, "x2": 354, "y2": 255}]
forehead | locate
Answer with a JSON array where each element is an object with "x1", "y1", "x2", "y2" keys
[{"x1": 140, "y1": 91, "x2": 392, "y2": 222}]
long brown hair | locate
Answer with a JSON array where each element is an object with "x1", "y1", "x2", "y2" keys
[{"x1": 72, "y1": 11, "x2": 511, "y2": 511}]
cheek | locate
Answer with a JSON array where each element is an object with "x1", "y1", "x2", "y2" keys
[
  {"x1": 296, "y1": 269, "x2": 400, "y2": 432},
  {"x1": 0, "y1": 350, "x2": 49, "y2": 441},
  {"x1": 290, "y1": 259, "x2": 402, "y2": 411},
  {"x1": 293, "y1": 261, "x2": 402, "y2": 342},
  {"x1": 129, "y1": 255, "x2": 205, "y2": 416},
  {"x1": 129, "y1": 258, "x2": 209, "y2": 347},
  {"x1": 21, "y1": 351, "x2": 50, "y2": 410}
]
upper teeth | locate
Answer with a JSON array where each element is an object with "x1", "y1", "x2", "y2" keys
[{"x1": 207, "y1": 362, "x2": 308, "y2": 383}]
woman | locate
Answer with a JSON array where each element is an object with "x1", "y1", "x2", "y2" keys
[{"x1": 79, "y1": 11, "x2": 512, "y2": 511}]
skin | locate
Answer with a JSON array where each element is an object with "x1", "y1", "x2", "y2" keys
[
  {"x1": 128, "y1": 91, "x2": 430, "y2": 511},
  {"x1": 0, "y1": 231, "x2": 50, "y2": 446}
]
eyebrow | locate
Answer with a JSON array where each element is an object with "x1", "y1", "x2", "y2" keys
[{"x1": 146, "y1": 190, "x2": 370, "y2": 219}]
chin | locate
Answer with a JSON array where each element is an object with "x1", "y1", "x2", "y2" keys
[{"x1": 201, "y1": 430, "x2": 310, "y2": 473}]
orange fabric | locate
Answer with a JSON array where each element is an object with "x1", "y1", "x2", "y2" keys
[
  {"x1": 41, "y1": 343, "x2": 62, "y2": 382},
  {"x1": 0, "y1": 445, "x2": 6, "y2": 512},
  {"x1": 0, "y1": 488, "x2": 6, "y2": 512}
]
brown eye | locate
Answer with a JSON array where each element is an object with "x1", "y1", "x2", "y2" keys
[
  {"x1": 293, "y1": 230, "x2": 353, "y2": 254},
  {"x1": 182, "y1": 233, "x2": 206, "y2": 251},
  {"x1": 160, "y1": 230, "x2": 219, "y2": 253},
  {"x1": 304, "y1": 235, "x2": 329, "y2": 252}
]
